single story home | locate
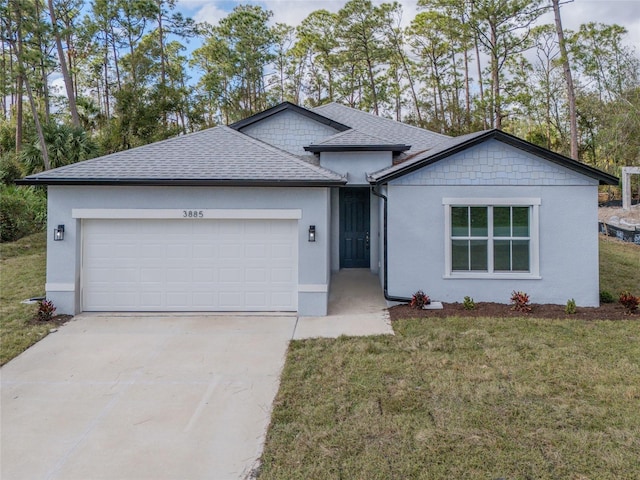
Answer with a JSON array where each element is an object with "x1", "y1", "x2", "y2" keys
[{"x1": 20, "y1": 102, "x2": 618, "y2": 316}]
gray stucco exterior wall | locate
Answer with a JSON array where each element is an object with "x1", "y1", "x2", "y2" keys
[
  {"x1": 320, "y1": 151, "x2": 392, "y2": 186},
  {"x1": 241, "y1": 110, "x2": 340, "y2": 156},
  {"x1": 46, "y1": 186, "x2": 332, "y2": 316},
  {"x1": 384, "y1": 142, "x2": 601, "y2": 306}
]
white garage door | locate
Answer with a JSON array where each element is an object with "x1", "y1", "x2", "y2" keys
[{"x1": 82, "y1": 218, "x2": 298, "y2": 311}]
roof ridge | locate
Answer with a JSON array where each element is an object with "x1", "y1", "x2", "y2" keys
[
  {"x1": 312, "y1": 128, "x2": 394, "y2": 146},
  {"x1": 223, "y1": 127, "x2": 344, "y2": 181},
  {"x1": 313, "y1": 102, "x2": 451, "y2": 139}
]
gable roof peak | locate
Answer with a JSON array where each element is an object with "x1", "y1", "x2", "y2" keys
[
  {"x1": 229, "y1": 102, "x2": 350, "y2": 132},
  {"x1": 369, "y1": 128, "x2": 618, "y2": 186}
]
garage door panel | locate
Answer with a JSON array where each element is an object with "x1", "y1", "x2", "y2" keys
[
  {"x1": 272, "y1": 267, "x2": 295, "y2": 282},
  {"x1": 246, "y1": 268, "x2": 267, "y2": 282},
  {"x1": 140, "y1": 245, "x2": 165, "y2": 258},
  {"x1": 193, "y1": 244, "x2": 216, "y2": 258},
  {"x1": 141, "y1": 268, "x2": 164, "y2": 283},
  {"x1": 219, "y1": 292, "x2": 242, "y2": 307},
  {"x1": 193, "y1": 268, "x2": 214, "y2": 283},
  {"x1": 140, "y1": 293, "x2": 162, "y2": 306},
  {"x1": 82, "y1": 219, "x2": 298, "y2": 311},
  {"x1": 245, "y1": 244, "x2": 267, "y2": 258}
]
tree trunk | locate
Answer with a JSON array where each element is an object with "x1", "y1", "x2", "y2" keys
[
  {"x1": 10, "y1": 0, "x2": 23, "y2": 153},
  {"x1": 14, "y1": 6, "x2": 49, "y2": 169},
  {"x1": 490, "y1": 23, "x2": 500, "y2": 130},
  {"x1": 47, "y1": 0, "x2": 80, "y2": 127},
  {"x1": 552, "y1": 0, "x2": 578, "y2": 159},
  {"x1": 109, "y1": 24, "x2": 122, "y2": 90},
  {"x1": 24, "y1": 74, "x2": 50, "y2": 170},
  {"x1": 103, "y1": 45, "x2": 110, "y2": 119},
  {"x1": 0, "y1": 36, "x2": 6, "y2": 118},
  {"x1": 157, "y1": 0, "x2": 166, "y2": 86},
  {"x1": 15, "y1": 70, "x2": 23, "y2": 153},
  {"x1": 463, "y1": 47, "x2": 471, "y2": 127},
  {"x1": 474, "y1": 36, "x2": 486, "y2": 129},
  {"x1": 364, "y1": 53, "x2": 379, "y2": 115}
]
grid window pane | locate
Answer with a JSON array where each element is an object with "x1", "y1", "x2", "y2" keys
[
  {"x1": 494, "y1": 240, "x2": 511, "y2": 270},
  {"x1": 512, "y1": 240, "x2": 530, "y2": 271},
  {"x1": 451, "y1": 207, "x2": 468, "y2": 236},
  {"x1": 449, "y1": 204, "x2": 532, "y2": 274},
  {"x1": 452, "y1": 240, "x2": 469, "y2": 270},
  {"x1": 493, "y1": 207, "x2": 511, "y2": 237},
  {"x1": 512, "y1": 207, "x2": 529, "y2": 236},
  {"x1": 470, "y1": 207, "x2": 488, "y2": 236},
  {"x1": 470, "y1": 240, "x2": 488, "y2": 270}
]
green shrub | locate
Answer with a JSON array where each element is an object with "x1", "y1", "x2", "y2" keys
[
  {"x1": 0, "y1": 185, "x2": 46, "y2": 242},
  {"x1": 463, "y1": 296, "x2": 475, "y2": 310},
  {"x1": 0, "y1": 154, "x2": 23, "y2": 185},
  {"x1": 565, "y1": 298, "x2": 577, "y2": 314},
  {"x1": 600, "y1": 290, "x2": 615, "y2": 304}
]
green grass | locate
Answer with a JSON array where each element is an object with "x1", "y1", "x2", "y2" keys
[
  {"x1": 599, "y1": 236, "x2": 640, "y2": 295},
  {"x1": 259, "y1": 318, "x2": 640, "y2": 479},
  {"x1": 258, "y1": 238, "x2": 640, "y2": 479},
  {"x1": 0, "y1": 232, "x2": 51, "y2": 365}
]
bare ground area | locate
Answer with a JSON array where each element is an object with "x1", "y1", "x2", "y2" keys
[{"x1": 598, "y1": 204, "x2": 640, "y2": 228}]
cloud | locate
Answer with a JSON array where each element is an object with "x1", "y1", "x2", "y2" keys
[
  {"x1": 177, "y1": 0, "x2": 640, "y2": 50},
  {"x1": 261, "y1": 0, "x2": 343, "y2": 25},
  {"x1": 192, "y1": 3, "x2": 229, "y2": 26}
]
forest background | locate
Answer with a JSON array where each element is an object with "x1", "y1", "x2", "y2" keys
[{"x1": 1, "y1": 0, "x2": 639, "y2": 240}]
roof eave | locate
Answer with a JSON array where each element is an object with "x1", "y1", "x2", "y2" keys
[
  {"x1": 16, "y1": 178, "x2": 348, "y2": 187},
  {"x1": 495, "y1": 132, "x2": 619, "y2": 185},
  {"x1": 229, "y1": 102, "x2": 351, "y2": 132},
  {"x1": 304, "y1": 144, "x2": 411, "y2": 153}
]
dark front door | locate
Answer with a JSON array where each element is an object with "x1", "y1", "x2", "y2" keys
[{"x1": 340, "y1": 188, "x2": 370, "y2": 268}]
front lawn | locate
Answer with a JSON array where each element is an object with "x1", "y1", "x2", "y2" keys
[
  {"x1": 257, "y1": 237, "x2": 640, "y2": 479},
  {"x1": 0, "y1": 232, "x2": 51, "y2": 365},
  {"x1": 258, "y1": 317, "x2": 640, "y2": 479},
  {"x1": 599, "y1": 235, "x2": 640, "y2": 294}
]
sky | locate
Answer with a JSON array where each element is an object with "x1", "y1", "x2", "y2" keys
[{"x1": 175, "y1": 0, "x2": 640, "y2": 50}]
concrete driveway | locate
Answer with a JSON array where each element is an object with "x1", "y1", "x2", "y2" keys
[
  {"x1": 1, "y1": 273, "x2": 393, "y2": 480},
  {"x1": 1, "y1": 314, "x2": 297, "y2": 480}
]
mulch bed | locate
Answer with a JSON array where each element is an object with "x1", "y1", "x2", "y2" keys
[
  {"x1": 27, "y1": 314, "x2": 74, "y2": 327},
  {"x1": 388, "y1": 302, "x2": 637, "y2": 322}
]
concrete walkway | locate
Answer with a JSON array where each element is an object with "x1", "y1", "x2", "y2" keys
[
  {"x1": 1, "y1": 270, "x2": 392, "y2": 480},
  {"x1": 294, "y1": 268, "x2": 393, "y2": 339}
]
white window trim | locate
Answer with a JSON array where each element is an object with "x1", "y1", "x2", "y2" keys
[{"x1": 442, "y1": 198, "x2": 541, "y2": 279}]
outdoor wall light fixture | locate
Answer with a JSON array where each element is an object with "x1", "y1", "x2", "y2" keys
[
  {"x1": 308, "y1": 225, "x2": 316, "y2": 242},
  {"x1": 53, "y1": 225, "x2": 65, "y2": 241}
]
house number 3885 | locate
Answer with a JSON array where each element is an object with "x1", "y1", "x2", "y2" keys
[{"x1": 183, "y1": 210, "x2": 204, "y2": 218}]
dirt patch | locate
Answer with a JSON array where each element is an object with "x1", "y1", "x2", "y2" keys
[
  {"x1": 599, "y1": 205, "x2": 640, "y2": 228},
  {"x1": 389, "y1": 302, "x2": 636, "y2": 322}
]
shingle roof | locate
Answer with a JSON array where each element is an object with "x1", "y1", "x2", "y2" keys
[
  {"x1": 368, "y1": 129, "x2": 619, "y2": 186},
  {"x1": 304, "y1": 129, "x2": 410, "y2": 153},
  {"x1": 19, "y1": 126, "x2": 346, "y2": 186},
  {"x1": 312, "y1": 103, "x2": 450, "y2": 155}
]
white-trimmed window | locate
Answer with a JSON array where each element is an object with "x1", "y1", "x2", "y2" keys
[{"x1": 443, "y1": 198, "x2": 540, "y2": 279}]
